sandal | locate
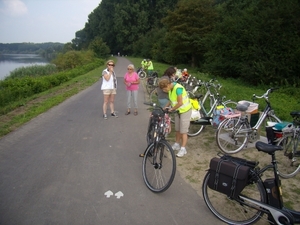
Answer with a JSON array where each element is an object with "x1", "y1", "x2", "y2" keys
[
  {"x1": 125, "y1": 111, "x2": 130, "y2": 115},
  {"x1": 134, "y1": 111, "x2": 138, "y2": 116}
]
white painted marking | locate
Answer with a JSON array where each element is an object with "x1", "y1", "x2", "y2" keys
[
  {"x1": 115, "y1": 191, "x2": 124, "y2": 199},
  {"x1": 104, "y1": 190, "x2": 114, "y2": 198}
]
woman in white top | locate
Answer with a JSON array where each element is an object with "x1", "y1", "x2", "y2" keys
[{"x1": 101, "y1": 60, "x2": 118, "y2": 119}]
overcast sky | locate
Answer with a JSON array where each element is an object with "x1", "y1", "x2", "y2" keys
[{"x1": 0, "y1": 0, "x2": 101, "y2": 44}]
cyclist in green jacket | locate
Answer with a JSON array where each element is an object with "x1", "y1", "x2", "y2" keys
[
  {"x1": 158, "y1": 79, "x2": 192, "y2": 157},
  {"x1": 141, "y1": 59, "x2": 147, "y2": 69},
  {"x1": 146, "y1": 59, "x2": 154, "y2": 76}
]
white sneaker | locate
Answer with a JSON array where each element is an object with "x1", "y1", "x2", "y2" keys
[
  {"x1": 176, "y1": 147, "x2": 187, "y2": 157},
  {"x1": 172, "y1": 143, "x2": 181, "y2": 151}
]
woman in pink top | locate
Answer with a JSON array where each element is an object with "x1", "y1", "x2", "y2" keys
[{"x1": 124, "y1": 64, "x2": 140, "y2": 115}]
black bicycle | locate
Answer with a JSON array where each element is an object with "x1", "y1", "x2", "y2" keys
[
  {"x1": 141, "y1": 102, "x2": 176, "y2": 193},
  {"x1": 202, "y1": 141, "x2": 300, "y2": 225}
]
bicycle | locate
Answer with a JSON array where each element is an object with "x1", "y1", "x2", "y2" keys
[
  {"x1": 275, "y1": 111, "x2": 300, "y2": 178},
  {"x1": 137, "y1": 67, "x2": 147, "y2": 79},
  {"x1": 141, "y1": 102, "x2": 176, "y2": 193},
  {"x1": 216, "y1": 88, "x2": 281, "y2": 154},
  {"x1": 145, "y1": 71, "x2": 159, "y2": 94},
  {"x1": 202, "y1": 141, "x2": 300, "y2": 225},
  {"x1": 187, "y1": 80, "x2": 237, "y2": 137}
]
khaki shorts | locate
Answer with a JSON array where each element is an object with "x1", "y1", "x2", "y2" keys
[
  {"x1": 174, "y1": 108, "x2": 192, "y2": 133},
  {"x1": 103, "y1": 89, "x2": 117, "y2": 95}
]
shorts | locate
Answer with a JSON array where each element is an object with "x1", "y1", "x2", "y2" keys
[
  {"x1": 174, "y1": 108, "x2": 192, "y2": 133},
  {"x1": 103, "y1": 89, "x2": 117, "y2": 95}
]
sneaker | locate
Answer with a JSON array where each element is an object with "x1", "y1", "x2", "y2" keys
[
  {"x1": 111, "y1": 112, "x2": 118, "y2": 118},
  {"x1": 172, "y1": 143, "x2": 181, "y2": 151},
  {"x1": 176, "y1": 147, "x2": 187, "y2": 157},
  {"x1": 103, "y1": 114, "x2": 107, "y2": 119}
]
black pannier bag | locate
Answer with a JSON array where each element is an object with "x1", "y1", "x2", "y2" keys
[{"x1": 208, "y1": 156, "x2": 252, "y2": 198}]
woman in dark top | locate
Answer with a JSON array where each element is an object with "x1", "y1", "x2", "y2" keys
[{"x1": 156, "y1": 67, "x2": 176, "y2": 107}]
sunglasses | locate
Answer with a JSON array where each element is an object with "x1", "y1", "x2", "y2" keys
[{"x1": 108, "y1": 64, "x2": 114, "y2": 66}]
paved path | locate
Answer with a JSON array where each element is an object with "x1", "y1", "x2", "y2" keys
[{"x1": 0, "y1": 57, "x2": 222, "y2": 225}]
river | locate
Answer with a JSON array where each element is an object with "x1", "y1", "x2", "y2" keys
[{"x1": 0, "y1": 54, "x2": 49, "y2": 80}]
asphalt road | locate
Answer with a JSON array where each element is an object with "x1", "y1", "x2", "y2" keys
[{"x1": 0, "y1": 57, "x2": 222, "y2": 225}]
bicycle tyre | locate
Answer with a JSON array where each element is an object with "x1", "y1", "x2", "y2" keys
[
  {"x1": 222, "y1": 100, "x2": 238, "y2": 111},
  {"x1": 139, "y1": 71, "x2": 147, "y2": 79},
  {"x1": 187, "y1": 110, "x2": 205, "y2": 137},
  {"x1": 149, "y1": 88, "x2": 158, "y2": 104},
  {"x1": 216, "y1": 117, "x2": 248, "y2": 154},
  {"x1": 202, "y1": 171, "x2": 266, "y2": 225},
  {"x1": 276, "y1": 134, "x2": 300, "y2": 179},
  {"x1": 146, "y1": 84, "x2": 155, "y2": 95},
  {"x1": 146, "y1": 117, "x2": 155, "y2": 145},
  {"x1": 142, "y1": 140, "x2": 176, "y2": 193}
]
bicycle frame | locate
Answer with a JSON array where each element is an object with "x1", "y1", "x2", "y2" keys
[{"x1": 239, "y1": 148, "x2": 300, "y2": 224}]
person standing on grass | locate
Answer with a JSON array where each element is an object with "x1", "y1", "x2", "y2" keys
[
  {"x1": 124, "y1": 64, "x2": 140, "y2": 116},
  {"x1": 156, "y1": 66, "x2": 177, "y2": 107},
  {"x1": 101, "y1": 59, "x2": 118, "y2": 119},
  {"x1": 158, "y1": 79, "x2": 192, "y2": 157}
]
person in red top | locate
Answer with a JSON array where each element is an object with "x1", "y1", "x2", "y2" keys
[
  {"x1": 181, "y1": 68, "x2": 189, "y2": 82},
  {"x1": 124, "y1": 64, "x2": 140, "y2": 115}
]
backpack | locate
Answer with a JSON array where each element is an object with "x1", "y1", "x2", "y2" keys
[{"x1": 212, "y1": 107, "x2": 234, "y2": 128}]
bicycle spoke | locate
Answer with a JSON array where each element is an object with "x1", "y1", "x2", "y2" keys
[
  {"x1": 202, "y1": 172, "x2": 266, "y2": 225},
  {"x1": 277, "y1": 135, "x2": 300, "y2": 178},
  {"x1": 142, "y1": 140, "x2": 176, "y2": 193}
]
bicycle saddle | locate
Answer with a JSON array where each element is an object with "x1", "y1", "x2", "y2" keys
[
  {"x1": 236, "y1": 102, "x2": 250, "y2": 112},
  {"x1": 255, "y1": 141, "x2": 283, "y2": 154}
]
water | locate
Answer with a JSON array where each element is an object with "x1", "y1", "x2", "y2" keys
[{"x1": 0, "y1": 54, "x2": 49, "y2": 80}]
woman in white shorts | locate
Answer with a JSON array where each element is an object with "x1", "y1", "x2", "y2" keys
[{"x1": 101, "y1": 60, "x2": 118, "y2": 119}]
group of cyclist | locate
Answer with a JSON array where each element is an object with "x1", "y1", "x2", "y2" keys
[{"x1": 141, "y1": 58, "x2": 154, "y2": 76}]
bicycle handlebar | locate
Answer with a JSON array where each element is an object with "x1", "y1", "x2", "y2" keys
[
  {"x1": 144, "y1": 102, "x2": 174, "y2": 114},
  {"x1": 252, "y1": 87, "x2": 279, "y2": 102}
]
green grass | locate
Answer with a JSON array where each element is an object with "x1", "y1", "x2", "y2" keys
[{"x1": 0, "y1": 65, "x2": 107, "y2": 137}]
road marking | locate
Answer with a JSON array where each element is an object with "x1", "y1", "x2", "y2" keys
[
  {"x1": 115, "y1": 191, "x2": 124, "y2": 199},
  {"x1": 104, "y1": 190, "x2": 124, "y2": 199},
  {"x1": 104, "y1": 190, "x2": 113, "y2": 198}
]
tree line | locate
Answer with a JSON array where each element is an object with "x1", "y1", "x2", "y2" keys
[
  {"x1": 71, "y1": 0, "x2": 300, "y2": 87},
  {"x1": 0, "y1": 42, "x2": 64, "y2": 60}
]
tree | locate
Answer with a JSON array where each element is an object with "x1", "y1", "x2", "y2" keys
[
  {"x1": 88, "y1": 37, "x2": 110, "y2": 58},
  {"x1": 162, "y1": 0, "x2": 218, "y2": 67},
  {"x1": 203, "y1": 0, "x2": 300, "y2": 86}
]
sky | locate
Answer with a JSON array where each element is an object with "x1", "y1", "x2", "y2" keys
[{"x1": 0, "y1": 0, "x2": 101, "y2": 44}]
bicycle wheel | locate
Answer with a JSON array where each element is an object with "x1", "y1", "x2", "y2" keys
[
  {"x1": 188, "y1": 110, "x2": 205, "y2": 137},
  {"x1": 142, "y1": 140, "x2": 176, "y2": 193},
  {"x1": 276, "y1": 135, "x2": 300, "y2": 178},
  {"x1": 146, "y1": 117, "x2": 155, "y2": 145},
  {"x1": 216, "y1": 117, "x2": 248, "y2": 154},
  {"x1": 138, "y1": 70, "x2": 147, "y2": 79},
  {"x1": 202, "y1": 172, "x2": 266, "y2": 225},
  {"x1": 149, "y1": 88, "x2": 158, "y2": 104},
  {"x1": 223, "y1": 100, "x2": 238, "y2": 111}
]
